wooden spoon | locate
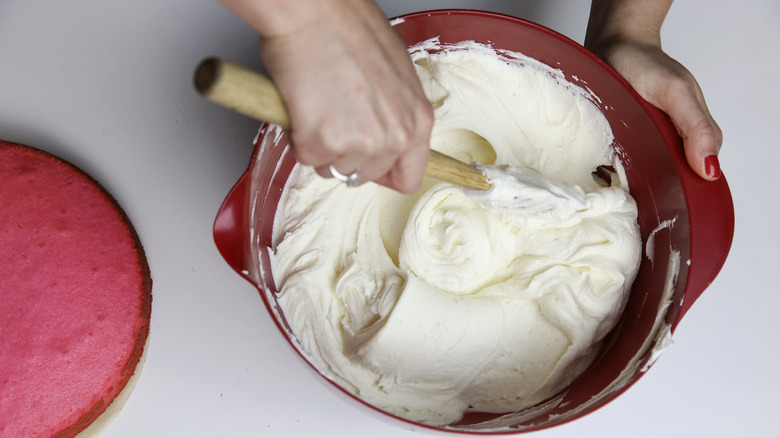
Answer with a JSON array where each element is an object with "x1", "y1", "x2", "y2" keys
[{"x1": 193, "y1": 57, "x2": 490, "y2": 191}]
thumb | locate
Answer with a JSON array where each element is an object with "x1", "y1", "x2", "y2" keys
[{"x1": 644, "y1": 64, "x2": 723, "y2": 180}]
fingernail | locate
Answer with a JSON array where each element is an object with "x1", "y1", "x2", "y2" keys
[{"x1": 704, "y1": 154, "x2": 721, "y2": 179}]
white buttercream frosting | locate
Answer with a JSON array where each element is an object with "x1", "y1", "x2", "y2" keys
[{"x1": 269, "y1": 40, "x2": 641, "y2": 425}]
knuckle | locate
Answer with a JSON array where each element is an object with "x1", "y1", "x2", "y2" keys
[
  {"x1": 412, "y1": 97, "x2": 435, "y2": 137},
  {"x1": 290, "y1": 129, "x2": 343, "y2": 166},
  {"x1": 696, "y1": 120, "x2": 723, "y2": 149},
  {"x1": 392, "y1": 171, "x2": 423, "y2": 194},
  {"x1": 289, "y1": 132, "x2": 317, "y2": 165},
  {"x1": 389, "y1": 125, "x2": 412, "y2": 152},
  {"x1": 661, "y1": 67, "x2": 700, "y2": 101},
  {"x1": 319, "y1": 127, "x2": 351, "y2": 156}
]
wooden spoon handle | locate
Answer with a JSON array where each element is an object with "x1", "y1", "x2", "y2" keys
[
  {"x1": 194, "y1": 57, "x2": 490, "y2": 191},
  {"x1": 194, "y1": 58, "x2": 291, "y2": 128},
  {"x1": 425, "y1": 150, "x2": 490, "y2": 190}
]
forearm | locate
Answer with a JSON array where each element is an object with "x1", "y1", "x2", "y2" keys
[{"x1": 585, "y1": 0, "x2": 673, "y2": 51}]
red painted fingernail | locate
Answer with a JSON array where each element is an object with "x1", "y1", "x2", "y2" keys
[{"x1": 704, "y1": 154, "x2": 721, "y2": 179}]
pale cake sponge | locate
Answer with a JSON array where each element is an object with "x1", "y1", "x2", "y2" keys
[{"x1": 0, "y1": 140, "x2": 152, "y2": 437}]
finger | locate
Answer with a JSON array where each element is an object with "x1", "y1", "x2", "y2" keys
[
  {"x1": 652, "y1": 74, "x2": 723, "y2": 180},
  {"x1": 290, "y1": 126, "x2": 354, "y2": 170},
  {"x1": 314, "y1": 156, "x2": 364, "y2": 183},
  {"x1": 316, "y1": 148, "x2": 401, "y2": 187},
  {"x1": 373, "y1": 97, "x2": 434, "y2": 193},
  {"x1": 373, "y1": 145, "x2": 430, "y2": 194}
]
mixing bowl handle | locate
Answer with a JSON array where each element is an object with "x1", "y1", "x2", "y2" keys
[
  {"x1": 213, "y1": 171, "x2": 253, "y2": 280},
  {"x1": 645, "y1": 103, "x2": 735, "y2": 326}
]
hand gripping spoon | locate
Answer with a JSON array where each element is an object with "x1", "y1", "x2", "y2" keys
[{"x1": 193, "y1": 57, "x2": 490, "y2": 191}]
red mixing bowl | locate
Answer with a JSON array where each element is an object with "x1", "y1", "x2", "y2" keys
[{"x1": 213, "y1": 10, "x2": 734, "y2": 434}]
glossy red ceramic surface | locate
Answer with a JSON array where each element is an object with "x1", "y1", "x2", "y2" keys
[{"x1": 213, "y1": 10, "x2": 734, "y2": 434}]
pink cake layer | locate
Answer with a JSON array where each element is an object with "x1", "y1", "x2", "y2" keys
[{"x1": 0, "y1": 140, "x2": 152, "y2": 438}]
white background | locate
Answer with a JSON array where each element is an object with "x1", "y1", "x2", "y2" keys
[{"x1": 2, "y1": 1, "x2": 779, "y2": 437}]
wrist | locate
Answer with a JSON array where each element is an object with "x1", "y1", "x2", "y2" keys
[
  {"x1": 218, "y1": 0, "x2": 330, "y2": 37},
  {"x1": 585, "y1": 0, "x2": 672, "y2": 55},
  {"x1": 219, "y1": 0, "x2": 383, "y2": 38}
]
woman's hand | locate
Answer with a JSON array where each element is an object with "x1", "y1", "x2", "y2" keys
[
  {"x1": 586, "y1": 0, "x2": 723, "y2": 180},
  {"x1": 219, "y1": 0, "x2": 433, "y2": 193}
]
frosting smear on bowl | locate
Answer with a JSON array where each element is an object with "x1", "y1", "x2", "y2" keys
[{"x1": 269, "y1": 40, "x2": 641, "y2": 425}]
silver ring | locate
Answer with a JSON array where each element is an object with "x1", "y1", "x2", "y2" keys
[{"x1": 328, "y1": 165, "x2": 360, "y2": 188}]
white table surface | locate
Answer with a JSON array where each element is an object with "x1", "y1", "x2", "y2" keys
[{"x1": 2, "y1": 1, "x2": 778, "y2": 437}]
